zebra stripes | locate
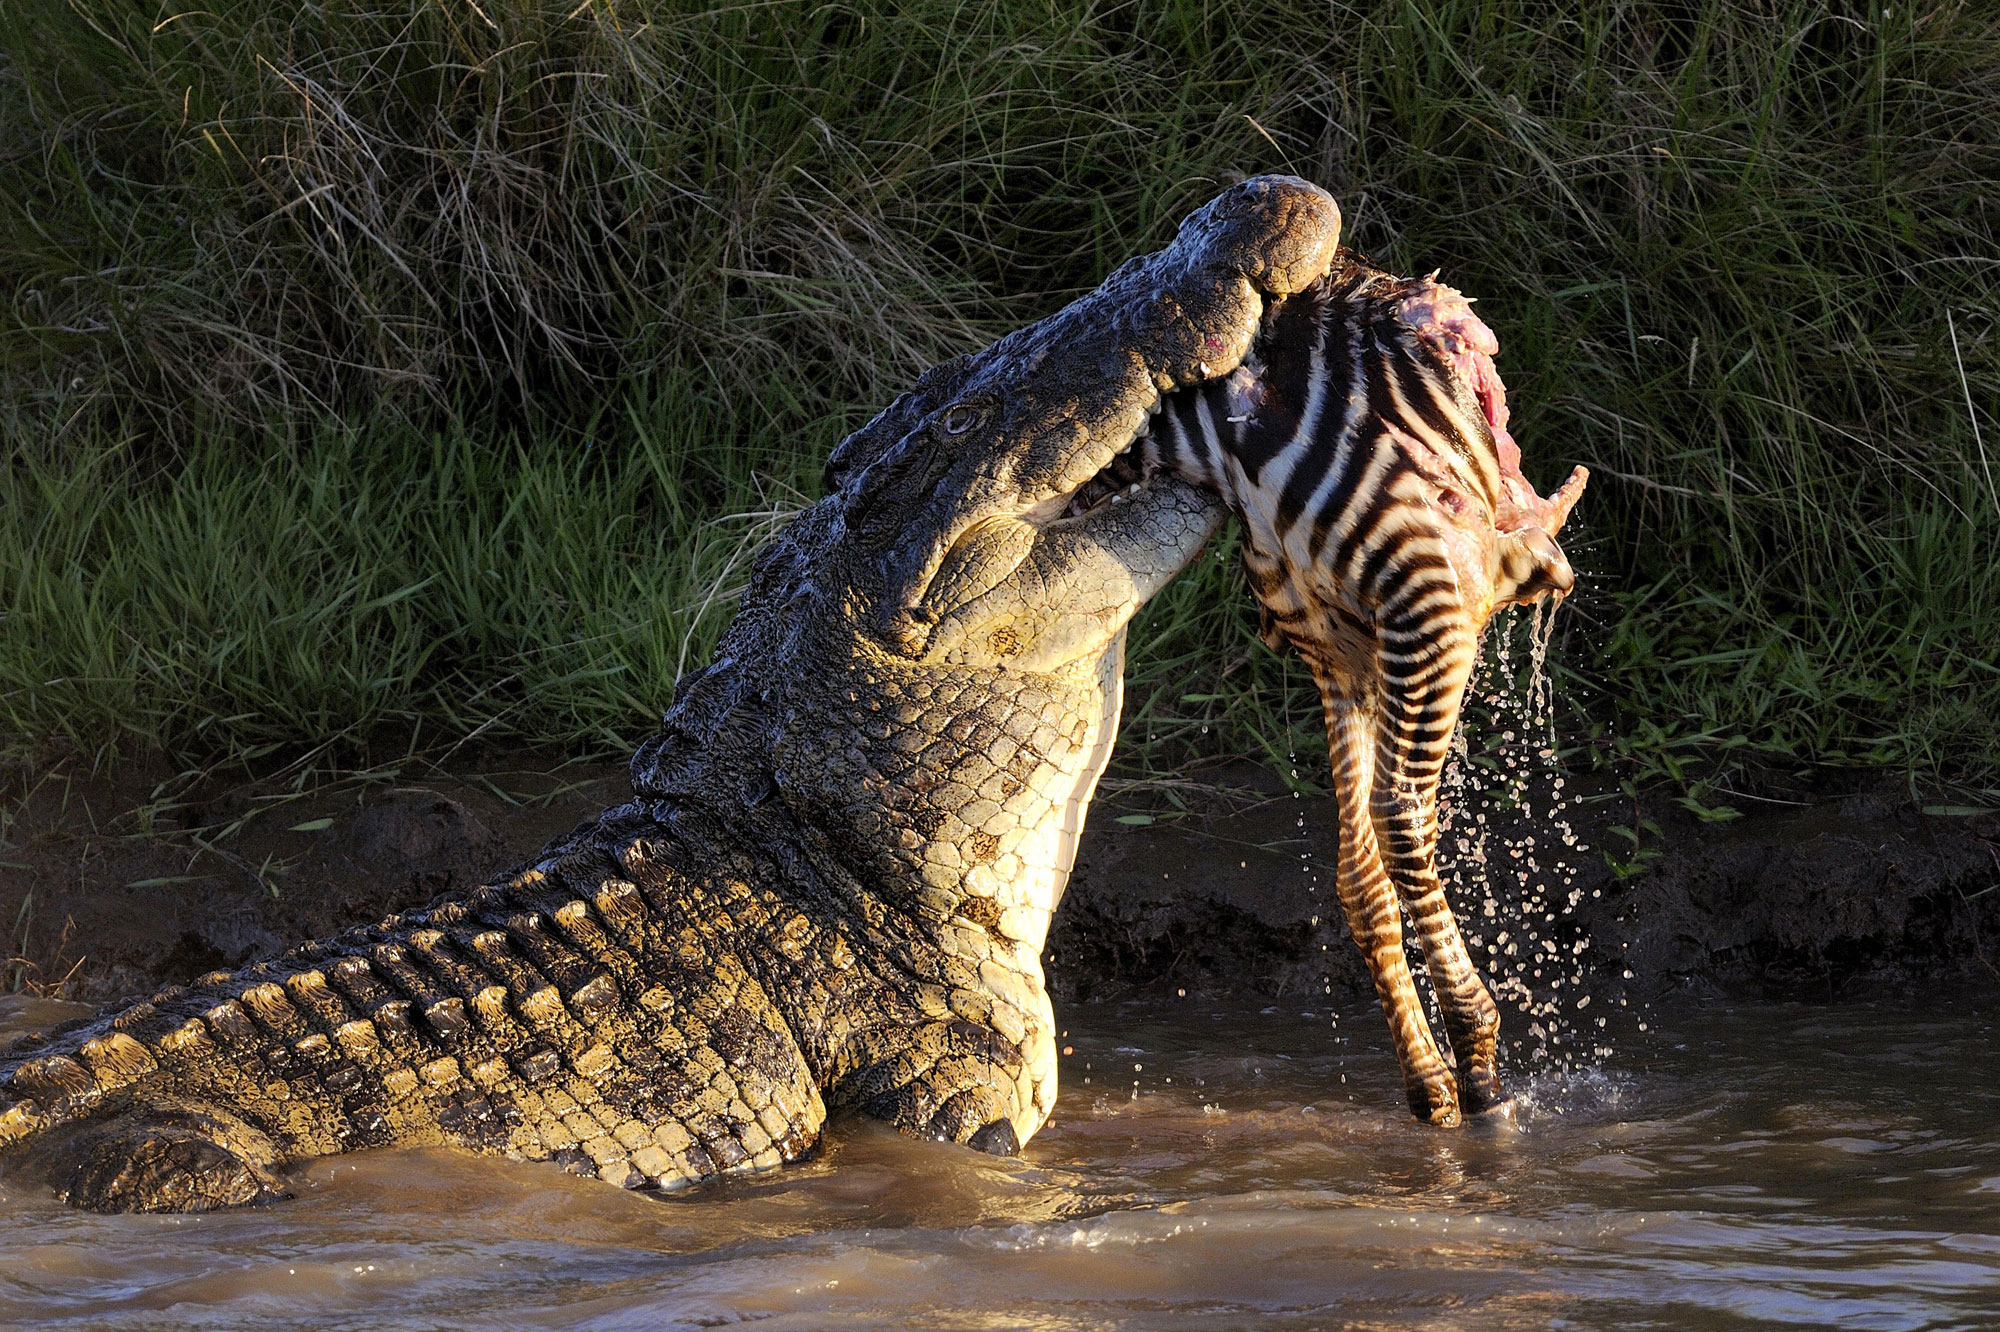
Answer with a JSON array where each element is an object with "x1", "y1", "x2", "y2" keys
[{"x1": 1146, "y1": 257, "x2": 1587, "y2": 1125}]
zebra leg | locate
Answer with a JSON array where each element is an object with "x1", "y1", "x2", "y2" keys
[
  {"x1": 1319, "y1": 682, "x2": 1461, "y2": 1126},
  {"x1": 1369, "y1": 625, "x2": 1507, "y2": 1114}
]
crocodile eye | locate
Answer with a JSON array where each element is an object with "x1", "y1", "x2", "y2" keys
[{"x1": 942, "y1": 403, "x2": 982, "y2": 435}]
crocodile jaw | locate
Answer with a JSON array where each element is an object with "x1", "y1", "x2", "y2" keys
[
  {"x1": 829, "y1": 178, "x2": 1343, "y2": 660},
  {"x1": 916, "y1": 475, "x2": 1224, "y2": 672}
]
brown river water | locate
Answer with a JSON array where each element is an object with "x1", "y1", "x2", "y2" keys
[{"x1": 3, "y1": 991, "x2": 1997, "y2": 1331}]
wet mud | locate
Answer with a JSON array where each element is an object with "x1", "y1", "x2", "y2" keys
[
  {"x1": 0, "y1": 749, "x2": 625, "y2": 1004},
  {"x1": 1055, "y1": 768, "x2": 2000, "y2": 1004},
  {"x1": 1, "y1": 749, "x2": 1995, "y2": 1010}
]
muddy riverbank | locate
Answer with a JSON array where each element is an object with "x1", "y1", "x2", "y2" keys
[{"x1": 2, "y1": 747, "x2": 1995, "y2": 1009}]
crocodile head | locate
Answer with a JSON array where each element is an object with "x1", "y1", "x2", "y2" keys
[
  {"x1": 822, "y1": 178, "x2": 1343, "y2": 672},
  {"x1": 632, "y1": 180, "x2": 1338, "y2": 1136}
]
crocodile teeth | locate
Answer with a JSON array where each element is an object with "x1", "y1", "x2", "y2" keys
[{"x1": 1059, "y1": 440, "x2": 1152, "y2": 519}]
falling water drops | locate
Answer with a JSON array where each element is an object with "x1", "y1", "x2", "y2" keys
[{"x1": 1434, "y1": 603, "x2": 1619, "y2": 1078}]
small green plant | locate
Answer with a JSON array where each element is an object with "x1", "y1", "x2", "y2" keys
[{"x1": 1604, "y1": 821, "x2": 1666, "y2": 881}]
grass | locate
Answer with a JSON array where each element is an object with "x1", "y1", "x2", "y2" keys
[
  {"x1": 3, "y1": 0, "x2": 1998, "y2": 800},
  {"x1": 1, "y1": 377, "x2": 823, "y2": 755}
]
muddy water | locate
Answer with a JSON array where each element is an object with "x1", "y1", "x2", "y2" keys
[{"x1": 3, "y1": 994, "x2": 1998, "y2": 1331}]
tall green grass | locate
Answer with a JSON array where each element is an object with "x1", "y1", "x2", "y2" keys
[
  {"x1": 3, "y1": 1, "x2": 1998, "y2": 795},
  {"x1": 0, "y1": 379, "x2": 826, "y2": 754}
]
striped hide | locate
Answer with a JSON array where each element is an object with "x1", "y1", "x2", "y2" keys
[{"x1": 1143, "y1": 253, "x2": 1588, "y2": 1125}]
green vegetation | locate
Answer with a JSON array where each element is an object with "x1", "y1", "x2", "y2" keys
[
  {"x1": 1, "y1": 381, "x2": 821, "y2": 753},
  {"x1": 3, "y1": 1, "x2": 1997, "y2": 799}
]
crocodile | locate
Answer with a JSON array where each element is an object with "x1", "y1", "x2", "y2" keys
[{"x1": 0, "y1": 176, "x2": 1342, "y2": 1213}]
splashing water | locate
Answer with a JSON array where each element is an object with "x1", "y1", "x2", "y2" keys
[
  {"x1": 1434, "y1": 601, "x2": 1621, "y2": 1086},
  {"x1": 10, "y1": 993, "x2": 1999, "y2": 1331}
]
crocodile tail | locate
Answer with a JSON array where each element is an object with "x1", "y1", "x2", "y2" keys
[
  {"x1": 0, "y1": 1025, "x2": 164, "y2": 1150},
  {"x1": 0, "y1": 973, "x2": 245, "y2": 1151}
]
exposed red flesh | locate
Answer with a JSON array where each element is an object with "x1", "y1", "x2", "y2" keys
[{"x1": 1393, "y1": 282, "x2": 1587, "y2": 537}]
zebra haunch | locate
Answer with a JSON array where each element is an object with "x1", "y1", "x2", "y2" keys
[{"x1": 1136, "y1": 238, "x2": 1589, "y2": 1126}]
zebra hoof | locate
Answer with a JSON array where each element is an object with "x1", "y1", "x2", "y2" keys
[
  {"x1": 1459, "y1": 1069, "x2": 1510, "y2": 1116},
  {"x1": 1406, "y1": 1078, "x2": 1462, "y2": 1128}
]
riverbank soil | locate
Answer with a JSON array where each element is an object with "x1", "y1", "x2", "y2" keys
[
  {"x1": 1053, "y1": 767, "x2": 2000, "y2": 1004},
  {"x1": 2, "y1": 747, "x2": 1995, "y2": 1008}
]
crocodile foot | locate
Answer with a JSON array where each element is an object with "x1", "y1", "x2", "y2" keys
[
  {"x1": 965, "y1": 1118, "x2": 1020, "y2": 1156},
  {"x1": 50, "y1": 1110, "x2": 285, "y2": 1213}
]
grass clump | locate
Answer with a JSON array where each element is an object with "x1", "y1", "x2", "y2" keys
[
  {"x1": 3, "y1": 1, "x2": 1998, "y2": 799},
  {"x1": 0, "y1": 379, "x2": 821, "y2": 755},
  {"x1": 0, "y1": 0, "x2": 1211, "y2": 431}
]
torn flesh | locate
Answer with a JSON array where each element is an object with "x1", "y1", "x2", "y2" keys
[{"x1": 1393, "y1": 280, "x2": 1587, "y2": 538}]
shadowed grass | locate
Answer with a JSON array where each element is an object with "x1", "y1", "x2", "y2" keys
[
  {"x1": 0, "y1": 379, "x2": 824, "y2": 756},
  {"x1": 3, "y1": 1, "x2": 1998, "y2": 797}
]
